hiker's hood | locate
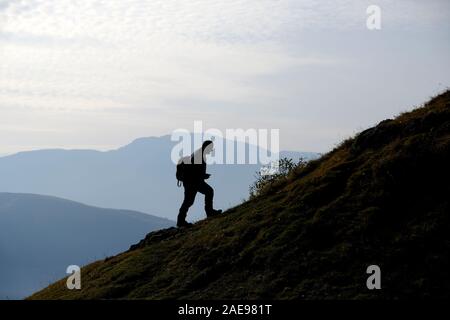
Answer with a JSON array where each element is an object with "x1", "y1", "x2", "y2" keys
[{"x1": 192, "y1": 147, "x2": 206, "y2": 164}]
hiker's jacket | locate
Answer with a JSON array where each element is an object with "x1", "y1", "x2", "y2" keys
[{"x1": 184, "y1": 148, "x2": 208, "y2": 184}]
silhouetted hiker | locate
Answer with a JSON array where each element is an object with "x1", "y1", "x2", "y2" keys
[{"x1": 176, "y1": 140, "x2": 222, "y2": 227}]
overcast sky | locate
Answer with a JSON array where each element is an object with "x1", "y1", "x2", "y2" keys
[{"x1": 1, "y1": 0, "x2": 449, "y2": 155}]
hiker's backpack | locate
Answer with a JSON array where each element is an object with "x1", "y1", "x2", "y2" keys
[{"x1": 176, "y1": 156, "x2": 191, "y2": 187}]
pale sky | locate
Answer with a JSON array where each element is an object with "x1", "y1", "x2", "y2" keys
[{"x1": 1, "y1": 0, "x2": 449, "y2": 155}]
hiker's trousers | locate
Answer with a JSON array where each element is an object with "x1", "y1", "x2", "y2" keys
[{"x1": 178, "y1": 180, "x2": 214, "y2": 221}]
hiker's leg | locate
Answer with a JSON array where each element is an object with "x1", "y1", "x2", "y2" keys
[
  {"x1": 198, "y1": 181, "x2": 214, "y2": 214},
  {"x1": 178, "y1": 185, "x2": 197, "y2": 223}
]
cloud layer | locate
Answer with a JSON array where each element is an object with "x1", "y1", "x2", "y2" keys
[{"x1": 1, "y1": 0, "x2": 449, "y2": 154}]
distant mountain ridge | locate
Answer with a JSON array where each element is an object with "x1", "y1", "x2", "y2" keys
[
  {"x1": 0, "y1": 192, "x2": 173, "y2": 299},
  {"x1": 0, "y1": 135, "x2": 318, "y2": 221}
]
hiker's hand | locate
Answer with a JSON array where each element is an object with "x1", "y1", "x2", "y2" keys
[{"x1": 204, "y1": 174, "x2": 211, "y2": 179}]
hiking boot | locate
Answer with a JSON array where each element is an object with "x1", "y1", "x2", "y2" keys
[
  {"x1": 206, "y1": 209, "x2": 223, "y2": 217},
  {"x1": 177, "y1": 220, "x2": 193, "y2": 228}
]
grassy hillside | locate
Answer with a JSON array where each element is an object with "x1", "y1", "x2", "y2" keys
[{"x1": 30, "y1": 91, "x2": 450, "y2": 299}]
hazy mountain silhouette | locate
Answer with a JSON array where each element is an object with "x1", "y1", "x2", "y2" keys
[
  {"x1": 0, "y1": 136, "x2": 318, "y2": 221},
  {"x1": 30, "y1": 91, "x2": 450, "y2": 299},
  {"x1": 0, "y1": 193, "x2": 173, "y2": 299}
]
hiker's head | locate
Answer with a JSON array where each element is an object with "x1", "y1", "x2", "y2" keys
[{"x1": 202, "y1": 140, "x2": 214, "y2": 155}]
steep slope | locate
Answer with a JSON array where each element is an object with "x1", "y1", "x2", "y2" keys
[
  {"x1": 30, "y1": 91, "x2": 450, "y2": 299},
  {"x1": 0, "y1": 193, "x2": 173, "y2": 299},
  {"x1": 0, "y1": 136, "x2": 318, "y2": 221}
]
